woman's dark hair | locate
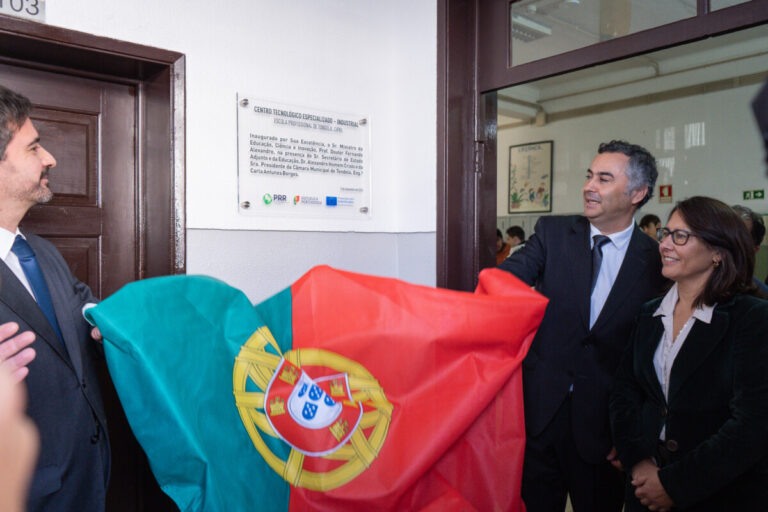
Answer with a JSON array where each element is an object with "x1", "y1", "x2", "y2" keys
[{"x1": 670, "y1": 196, "x2": 756, "y2": 307}]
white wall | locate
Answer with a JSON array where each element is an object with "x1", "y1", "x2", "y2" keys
[
  {"x1": 44, "y1": 0, "x2": 437, "y2": 302},
  {"x1": 497, "y1": 82, "x2": 768, "y2": 228}
]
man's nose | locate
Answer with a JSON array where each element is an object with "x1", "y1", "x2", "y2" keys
[{"x1": 39, "y1": 145, "x2": 56, "y2": 168}]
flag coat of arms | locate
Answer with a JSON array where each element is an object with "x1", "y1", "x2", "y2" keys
[{"x1": 86, "y1": 266, "x2": 547, "y2": 511}]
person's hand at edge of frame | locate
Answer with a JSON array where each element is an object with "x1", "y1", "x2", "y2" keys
[
  {"x1": 0, "y1": 322, "x2": 35, "y2": 383},
  {"x1": 0, "y1": 364, "x2": 40, "y2": 512}
]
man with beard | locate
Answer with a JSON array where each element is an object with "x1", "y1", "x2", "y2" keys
[
  {"x1": 499, "y1": 140, "x2": 667, "y2": 512},
  {"x1": 0, "y1": 85, "x2": 109, "y2": 512}
]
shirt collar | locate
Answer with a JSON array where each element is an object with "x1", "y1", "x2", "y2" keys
[
  {"x1": 653, "y1": 282, "x2": 715, "y2": 324},
  {"x1": 0, "y1": 227, "x2": 23, "y2": 262},
  {"x1": 589, "y1": 220, "x2": 634, "y2": 251}
]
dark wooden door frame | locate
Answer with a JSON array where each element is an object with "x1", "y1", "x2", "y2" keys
[
  {"x1": 0, "y1": 14, "x2": 186, "y2": 278},
  {"x1": 437, "y1": 0, "x2": 768, "y2": 291},
  {"x1": 437, "y1": 0, "x2": 499, "y2": 292}
]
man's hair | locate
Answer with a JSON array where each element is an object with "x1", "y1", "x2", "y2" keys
[
  {"x1": 671, "y1": 196, "x2": 756, "y2": 307},
  {"x1": 496, "y1": 228, "x2": 503, "y2": 240},
  {"x1": 639, "y1": 214, "x2": 661, "y2": 229},
  {"x1": 506, "y1": 225, "x2": 525, "y2": 241},
  {"x1": 598, "y1": 140, "x2": 658, "y2": 209},
  {"x1": 0, "y1": 85, "x2": 32, "y2": 161},
  {"x1": 732, "y1": 204, "x2": 766, "y2": 248}
]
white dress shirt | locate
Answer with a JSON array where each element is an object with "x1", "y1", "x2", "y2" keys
[
  {"x1": 0, "y1": 226, "x2": 36, "y2": 299},
  {"x1": 652, "y1": 283, "x2": 715, "y2": 439},
  {"x1": 589, "y1": 221, "x2": 634, "y2": 327}
]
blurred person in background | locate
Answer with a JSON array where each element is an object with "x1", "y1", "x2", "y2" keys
[
  {"x1": 731, "y1": 204, "x2": 768, "y2": 297},
  {"x1": 506, "y1": 225, "x2": 526, "y2": 254},
  {"x1": 497, "y1": 228, "x2": 511, "y2": 265},
  {"x1": 639, "y1": 214, "x2": 661, "y2": 242}
]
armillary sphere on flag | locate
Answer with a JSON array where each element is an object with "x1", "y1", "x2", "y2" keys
[{"x1": 233, "y1": 326, "x2": 393, "y2": 491}]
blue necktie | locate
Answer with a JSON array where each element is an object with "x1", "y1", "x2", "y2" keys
[{"x1": 11, "y1": 235, "x2": 65, "y2": 345}]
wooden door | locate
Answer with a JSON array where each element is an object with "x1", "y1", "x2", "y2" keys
[
  {"x1": 3, "y1": 63, "x2": 136, "y2": 294},
  {"x1": 0, "y1": 65, "x2": 177, "y2": 511}
]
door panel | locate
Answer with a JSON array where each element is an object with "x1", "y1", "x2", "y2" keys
[
  {"x1": 33, "y1": 109, "x2": 98, "y2": 204},
  {"x1": 45, "y1": 236, "x2": 99, "y2": 289}
]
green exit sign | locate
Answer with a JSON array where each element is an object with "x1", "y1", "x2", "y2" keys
[{"x1": 743, "y1": 190, "x2": 765, "y2": 200}]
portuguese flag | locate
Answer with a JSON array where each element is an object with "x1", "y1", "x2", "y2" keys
[{"x1": 86, "y1": 266, "x2": 547, "y2": 511}]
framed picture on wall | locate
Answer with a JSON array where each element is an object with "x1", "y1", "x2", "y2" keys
[{"x1": 508, "y1": 140, "x2": 553, "y2": 214}]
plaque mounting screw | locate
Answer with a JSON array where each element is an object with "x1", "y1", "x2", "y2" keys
[
  {"x1": 240, "y1": 201, "x2": 251, "y2": 209},
  {"x1": 358, "y1": 118, "x2": 367, "y2": 125},
  {"x1": 359, "y1": 206, "x2": 369, "y2": 213},
  {"x1": 240, "y1": 98, "x2": 249, "y2": 108}
]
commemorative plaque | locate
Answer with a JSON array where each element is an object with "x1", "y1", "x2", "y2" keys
[{"x1": 237, "y1": 95, "x2": 371, "y2": 219}]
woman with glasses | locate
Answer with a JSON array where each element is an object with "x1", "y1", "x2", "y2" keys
[{"x1": 609, "y1": 196, "x2": 768, "y2": 511}]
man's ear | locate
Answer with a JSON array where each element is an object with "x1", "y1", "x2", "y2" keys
[{"x1": 630, "y1": 186, "x2": 648, "y2": 206}]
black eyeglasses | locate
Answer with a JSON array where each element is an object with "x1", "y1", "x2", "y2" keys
[{"x1": 659, "y1": 227, "x2": 698, "y2": 246}]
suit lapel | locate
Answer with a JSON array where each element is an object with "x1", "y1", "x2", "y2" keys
[
  {"x1": 592, "y1": 226, "x2": 653, "y2": 330},
  {"x1": 668, "y1": 308, "x2": 728, "y2": 402},
  {"x1": 569, "y1": 217, "x2": 593, "y2": 330},
  {"x1": 0, "y1": 259, "x2": 73, "y2": 368},
  {"x1": 27, "y1": 237, "x2": 84, "y2": 380}
]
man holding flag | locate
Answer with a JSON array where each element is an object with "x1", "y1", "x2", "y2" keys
[
  {"x1": 499, "y1": 141, "x2": 666, "y2": 512},
  {"x1": 0, "y1": 85, "x2": 109, "y2": 511}
]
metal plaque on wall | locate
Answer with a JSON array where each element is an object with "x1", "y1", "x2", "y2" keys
[{"x1": 237, "y1": 95, "x2": 371, "y2": 220}]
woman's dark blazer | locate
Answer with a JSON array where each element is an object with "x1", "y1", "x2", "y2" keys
[{"x1": 609, "y1": 293, "x2": 768, "y2": 511}]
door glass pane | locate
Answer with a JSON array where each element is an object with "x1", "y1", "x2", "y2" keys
[
  {"x1": 710, "y1": 0, "x2": 751, "y2": 11},
  {"x1": 510, "y1": 0, "x2": 697, "y2": 67}
]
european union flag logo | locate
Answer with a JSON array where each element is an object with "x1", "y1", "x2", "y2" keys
[{"x1": 326, "y1": 196, "x2": 337, "y2": 206}]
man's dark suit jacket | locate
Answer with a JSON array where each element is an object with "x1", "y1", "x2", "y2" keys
[
  {"x1": 610, "y1": 294, "x2": 768, "y2": 511},
  {"x1": 498, "y1": 215, "x2": 666, "y2": 463},
  {"x1": 0, "y1": 233, "x2": 109, "y2": 512}
]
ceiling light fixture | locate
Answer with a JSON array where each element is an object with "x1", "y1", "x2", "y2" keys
[{"x1": 511, "y1": 14, "x2": 552, "y2": 42}]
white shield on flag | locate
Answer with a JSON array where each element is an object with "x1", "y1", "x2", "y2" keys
[{"x1": 287, "y1": 372, "x2": 342, "y2": 429}]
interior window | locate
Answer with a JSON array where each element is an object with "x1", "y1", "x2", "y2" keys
[{"x1": 510, "y1": 0, "x2": 696, "y2": 66}]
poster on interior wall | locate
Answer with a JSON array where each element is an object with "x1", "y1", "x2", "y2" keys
[
  {"x1": 508, "y1": 140, "x2": 553, "y2": 214},
  {"x1": 237, "y1": 94, "x2": 371, "y2": 220}
]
